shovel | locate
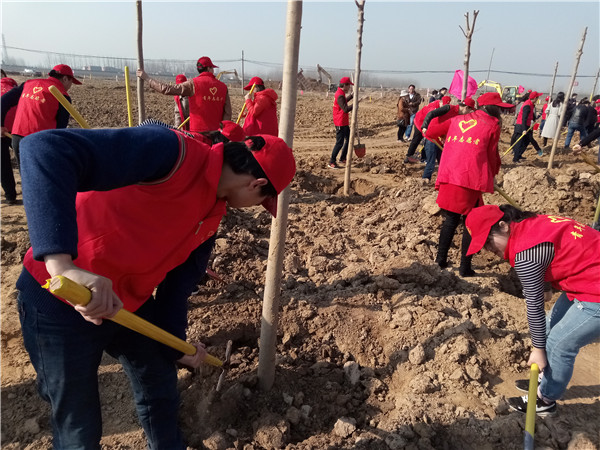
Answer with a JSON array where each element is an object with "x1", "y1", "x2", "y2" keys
[
  {"x1": 354, "y1": 122, "x2": 366, "y2": 158},
  {"x1": 43, "y1": 275, "x2": 223, "y2": 367}
]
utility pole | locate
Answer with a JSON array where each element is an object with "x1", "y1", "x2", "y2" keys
[
  {"x1": 241, "y1": 50, "x2": 245, "y2": 95},
  {"x1": 486, "y1": 47, "x2": 495, "y2": 82}
]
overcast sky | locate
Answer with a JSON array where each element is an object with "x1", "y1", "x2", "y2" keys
[{"x1": 2, "y1": 1, "x2": 599, "y2": 93}]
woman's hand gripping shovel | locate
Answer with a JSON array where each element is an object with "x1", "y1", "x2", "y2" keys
[{"x1": 43, "y1": 275, "x2": 224, "y2": 367}]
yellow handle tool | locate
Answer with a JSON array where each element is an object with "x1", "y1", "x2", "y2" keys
[
  {"x1": 177, "y1": 116, "x2": 190, "y2": 130},
  {"x1": 580, "y1": 152, "x2": 600, "y2": 174},
  {"x1": 124, "y1": 66, "x2": 134, "y2": 127},
  {"x1": 502, "y1": 121, "x2": 537, "y2": 159},
  {"x1": 236, "y1": 83, "x2": 256, "y2": 125},
  {"x1": 48, "y1": 85, "x2": 91, "y2": 129},
  {"x1": 523, "y1": 363, "x2": 539, "y2": 450},
  {"x1": 43, "y1": 275, "x2": 222, "y2": 367}
]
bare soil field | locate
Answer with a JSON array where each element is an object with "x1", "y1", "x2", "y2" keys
[{"x1": 2, "y1": 78, "x2": 599, "y2": 449}]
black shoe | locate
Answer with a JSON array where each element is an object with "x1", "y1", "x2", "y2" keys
[
  {"x1": 5, "y1": 197, "x2": 19, "y2": 205},
  {"x1": 515, "y1": 374, "x2": 543, "y2": 393},
  {"x1": 508, "y1": 395, "x2": 557, "y2": 417},
  {"x1": 436, "y1": 259, "x2": 448, "y2": 269},
  {"x1": 459, "y1": 267, "x2": 477, "y2": 277}
]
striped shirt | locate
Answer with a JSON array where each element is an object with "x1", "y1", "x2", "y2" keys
[{"x1": 514, "y1": 242, "x2": 555, "y2": 349}]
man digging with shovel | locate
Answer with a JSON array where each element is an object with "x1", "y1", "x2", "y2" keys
[{"x1": 16, "y1": 124, "x2": 296, "y2": 449}]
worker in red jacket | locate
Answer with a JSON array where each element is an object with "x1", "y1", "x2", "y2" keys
[
  {"x1": 465, "y1": 204, "x2": 600, "y2": 416},
  {"x1": 434, "y1": 92, "x2": 512, "y2": 276},
  {"x1": 512, "y1": 91, "x2": 543, "y2": 162},
  {"x1": 1, "y1": 64, "x2": 80, "y2": 169},
  {"x1": 173, "y1": 74, "x2": 189, "y2": 130},
  {"x1": 138, "y1": 56, "x2": 232, "y2": 133},
  {"x1": 1, "y1": 70, "x2": 18, "y2": 204},
  {"x1": 419, "y1": 96, "x2": 475, "y2": 183},
  {"x1": 404, "y1": 96, "x2": 451, "y2": 164},
  {"x1": 539, "y1": 96, "x2": 550, "y2": 133},
  {"x1": 329, "y1": 76, "x2": 357, "y2": 169},
  {"x1": 242, "y1": 76, "x2": 279, "y2": 137}
]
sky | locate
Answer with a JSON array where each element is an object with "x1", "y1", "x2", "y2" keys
[{"x1": 2, "y1": 1, "x2": 599, "y2": 94}]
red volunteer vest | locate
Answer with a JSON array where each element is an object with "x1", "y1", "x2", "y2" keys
[
  {"x1": 189, "y1": 72, "x2": 228, "y2": 132},
  {"x1": 516, "y1": 99, "x2": 534, "y2": 126},
  {"x1": 23, "y1": 131, "x2": 227, "y2": 312},
  {"x1": 414, "y1": 100, "x2": 441, "y2": 131},
  {"x1": 425, "y1": 104, "x2": 460, "y2": 143},
  {"x1": 12, "y1": 77, "x2": 69, "y2": 137},
  {"x1": 1, "y1": 77, "x2": 18, "y2": 132},
  {"x1": 243, "y1": 89, "x2": 279, "y2": 136},
  {"x1": 507, "y1": 215, "x2": 600, "y2": 303},
  {"x1": 174, "y1": 96, "x2": 188, "y2": 130},
  {"x1": 435, "y1": 109, "x2": 501, "y2": 193},
  {"x1": 596, "y1": 106, "x2": 600, "y2": 124},
  {"x1": 332, "y1": 88, "x2": 349, "y2": 126},
  {"x1": 541, "y1": 103, "x2": 548, "y2": 120}
]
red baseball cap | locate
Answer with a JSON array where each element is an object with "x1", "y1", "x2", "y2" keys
[
  {"x1": 244, "y1": 76, "x2": 264, "y2": 90},
  {"x1": 465, "y1": 205, "x2": 505, "y2": 255},
  {"x1": 175, "y1": 74, "x2": 187, "y2": 84},
  {"x1": 459, "y1": 96, "x2": 475, "y2": 108},
  {"x1": 248, "y1": 135, "x2": 296, "y2": 217},
  {"x1": 545, "y1": 96, "x2": 550, "y2": 101},
  {"x1": 51, "y1": 64, "x2": 82, "y2": 85},
  {"x1": 197, "y1": 56, "x2": 218, "y2": 69},
  {"x1": 441, "y1": 95, "x2": 451, "y2": 105},
  {"x1": 220, "y1": 120, "x2": 246, "y2": 142},
  {"x1": 530, "y1": 91, "x2": 542, "y2": 100},
  {"x1": 477, "y1": 92, "x2": 513, "y2": 108},
  {"x1": 339, "y1": 76, "x2": 353, "y2": 85}
]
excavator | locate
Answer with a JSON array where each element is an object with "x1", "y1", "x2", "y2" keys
[
  {"x1": 477, "y1": 80, "x2": 521, "y2": 105},
  {"x1": 317, "y1": 64, "x2": 336, "y2": 92},
  {"x1": 216, "y1": 69, "x2": 241, "y2": 82}
]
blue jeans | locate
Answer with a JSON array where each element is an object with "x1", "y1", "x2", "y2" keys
[
  {"x1": 539, "y1": 292, "x2": 600, "y2": 401},
  {"x1": 422, "y1": 139, "x2": 441, "y2": 180},
  {"x1": 564, "y1": 123, "x2": 588, "y2": 148},
  {"x1": 404, "y1": 113, "x2": 416, "y2": 139},
  {"x1": 18, "y1": 294, "x2": 184, "y2": 450}
]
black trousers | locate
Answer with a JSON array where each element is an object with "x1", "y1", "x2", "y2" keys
[
  {"x1": 405, "y1": 129, "x2": 423, "y2": 158},
  {"x1": 330, "y1": 125, "x2": 350, "y2": 163},
  {"x1": 436, "y1": 208, "x2": 474, "y2": 272},
  {"x1": 1, "y1": 137, "x2": 17, "y2": 201}
]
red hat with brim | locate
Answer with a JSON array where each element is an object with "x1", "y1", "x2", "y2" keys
[
  {"x1": 477, "y1": 92, "x2": 513, "y2": 108},
  {"x1": 530, "y1": 91, "x2": 542, "y2": 100},
  {"x1": 441, "y1": 96, "x2": 451, "y2": 105},
  {"x1": 51, "y1": 64, "x2": 82, "y2": 85},
  {"x1": 197, "y1": 56, "x2": 218, "y2": 69},
  {"x1": 247, "y1": 135, "x2": 296, "y2": 217},
  {"x1": 459, "y1": 96, "x2": 475, "y2": 108},
  {"x1": 220, "y1": 120, "x2": 246, "y2": 142},
  {"x1": 339, "y1": 76, "x2": 353, "y2": 85},
  {"x1": 244, "y1": 76, "x2": 264, "y2": 90},
  {"x1": 465, "y1": 205, "x2": 505, "y2": 256},
  {"x1": 175, "y1": 74, "x2": 187, "y2": 84}
]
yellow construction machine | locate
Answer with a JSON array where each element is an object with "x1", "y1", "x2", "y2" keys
[{"x1": 477, "y1": 80, "x2": 521, "y2": 104}]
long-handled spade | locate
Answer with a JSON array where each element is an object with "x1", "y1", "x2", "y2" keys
[
  {"x1": 524, "y1": 363, "x2": 540, "y2": 450},
  {"x1": 44, "y1": 275, "x2": 223, "y2": 367}
]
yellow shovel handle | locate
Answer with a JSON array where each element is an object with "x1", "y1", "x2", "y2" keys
[
  {"x1": 236, "y1": 83, "x2": 256, "y2": 124},
  {"x1": 124, "y1": 66, "x2": 134, "y2": 127},
  {"x1": 48, "y1": 85, "x2": 91, "y2": 129},
  {"x1": 177, "y1": 116, "x2": 190, "y2": 130},
  {"x1": 43, "y1": 275, "x2": 223, "y2": 367}
]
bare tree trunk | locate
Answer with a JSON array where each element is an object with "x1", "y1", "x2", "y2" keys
[
  {"x1": 548, "y1": 27, "x2": 587, "y2": 169},
  {"x1": 459, "y1": 10, "x2": 478, "y2": 101},
  {"x1": 258, "y1": 0, "x2": 302, "y2": 392},
  {"x1": 343, "y1": 0, "x2": 366, "y2": 196},
  {"x1": 136, "y1": 1, "x2": 146, "y2": 123},
  {"x1": 548, "y1": 61, "x2": 558, "y2": 101}
]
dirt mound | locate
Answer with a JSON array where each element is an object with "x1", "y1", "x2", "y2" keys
[{"x1": 1, "y1": 78, "x2": 598, "y2": 450}]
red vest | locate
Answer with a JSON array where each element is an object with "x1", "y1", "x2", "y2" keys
[
  {"x1": 243, "y1": 89, "x2": 279, "y2": 136},
  {"x1": 507, "y1": 215, "x2": 600, "y2": 303},
  {"x1": 414, "y1": 100, "x2": 441, "y2": 131},
  {"x1": 516, "y1": 99, "x2": 534, "y2": 126},
  {"x1": 332, "y1": 88, "x2": 349, "y2": 126},
  {"x1": 174, "y1": 96, "x2": 188, "y2": 130},
  {"x1": 425, "y1": 104, "x2": 460, "y2": 143},
  {"x1": 541, "y1": 103, "x2": 548, "y2": 120},
  {"x1": 1, "y1": 77, "x2": 18, "y2": 132},
  {"x1": 188, "y1": 72, "x2": 228, "y2": 132},
  {"x1": 435, "y1": 109, "x2": 501, "y2": 193},
  {"x1": 596, "y1": 106, "x2": 600, "y2": 124},
  {"x1": 23, "y1": 131, "x2": 227, "y2": 312},
  {"x1": 12, "y1": 77, "x2": 69, "y2": 137}
]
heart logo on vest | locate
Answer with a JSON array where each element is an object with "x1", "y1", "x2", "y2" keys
[
  {"x1": 209, "y1": 87, "x2": 218, "y2": 95},
  {"x1": 33, "y1": 87, "x2": 43, "y2": 94},
  {"x1": 458, "y1": 119, "x2": 477, "y2": 133}
]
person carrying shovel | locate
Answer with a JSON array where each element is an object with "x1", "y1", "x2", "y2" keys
[{"x1": 16, "y1": 123, "x2": 296, "y2": 449}]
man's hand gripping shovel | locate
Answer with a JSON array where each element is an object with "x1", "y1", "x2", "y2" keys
[{"x1": 43, "y1": 275, "x2": 224, "y2": 367}]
